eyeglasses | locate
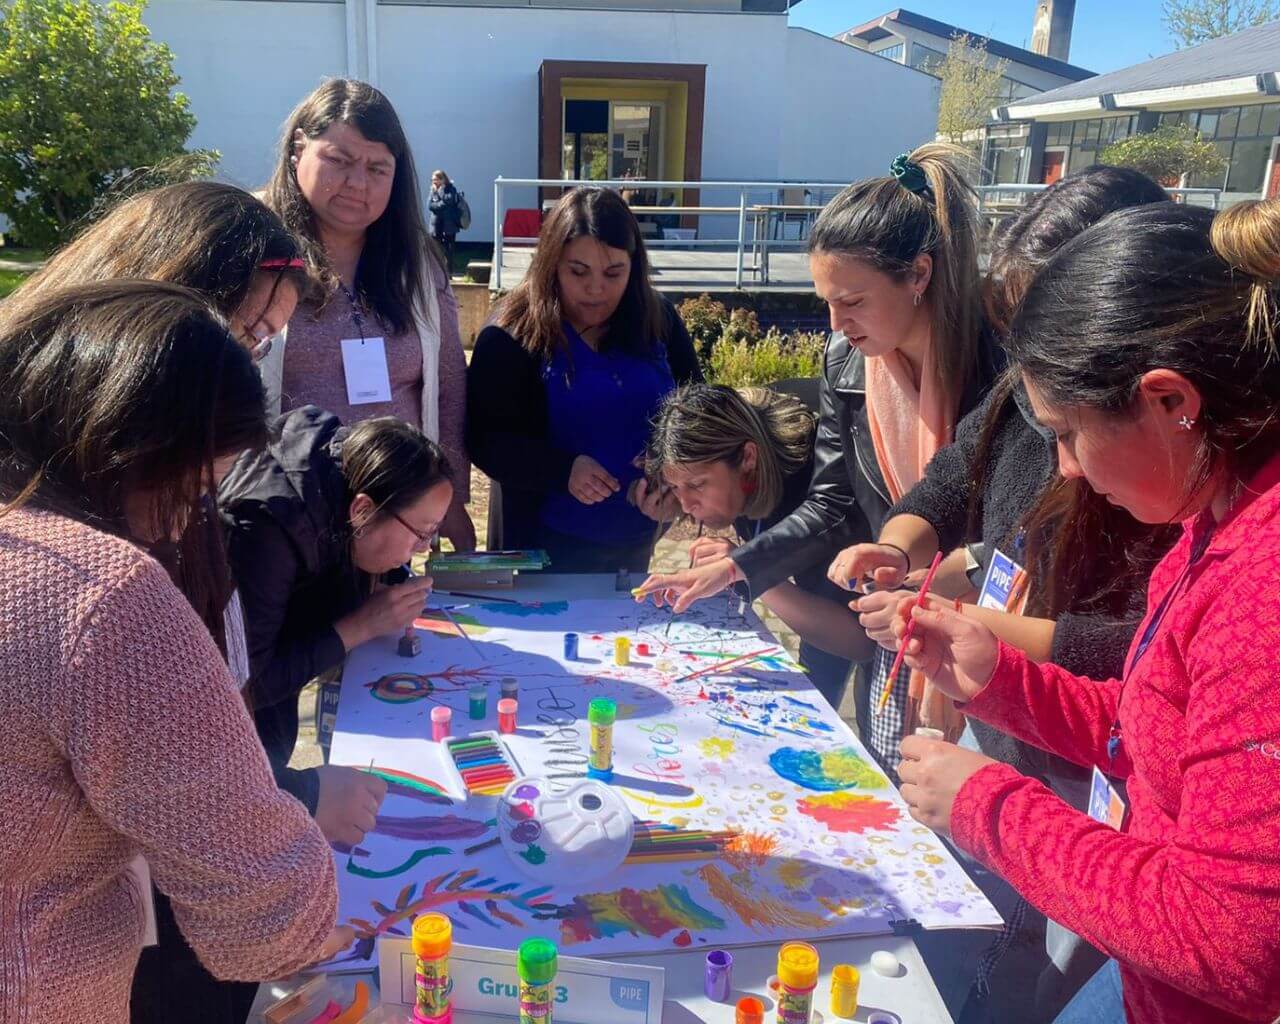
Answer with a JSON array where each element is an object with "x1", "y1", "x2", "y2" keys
[{"x1": 388, "y1": 509, "x2": 436, "y2": 546}]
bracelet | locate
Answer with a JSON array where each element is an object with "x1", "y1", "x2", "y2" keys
[{"x1": 882, "y1": 542, "x2": 911, "y2": 573}]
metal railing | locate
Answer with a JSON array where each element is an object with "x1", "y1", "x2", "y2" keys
[
  {"x1": 492, "y1": 177, "x2": 848, "y2": 291},
  {"x1": 977, "y1": 183, "x2": 1223, "y2": 218}
]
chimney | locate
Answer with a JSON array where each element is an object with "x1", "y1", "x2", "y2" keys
[{"x1": 1031, "y1": 0, "x2": 1076, "y2": 62}]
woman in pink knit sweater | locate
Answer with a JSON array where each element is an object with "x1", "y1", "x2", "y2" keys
[
  {"x1": 0, "y1": 281, "x2": 346, "y2": 1023},
  {"x1": 891, "y1": 201, "x2": 1280, "y2": 1023}
]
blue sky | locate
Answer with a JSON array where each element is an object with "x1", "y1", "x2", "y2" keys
[{"x1": 790, "y1": 1, "x2": 1177, "y2": 74}]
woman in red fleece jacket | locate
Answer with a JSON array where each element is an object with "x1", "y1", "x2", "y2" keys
[{"x1": 891, "y1": 198, "x2": 1280, "y2": 1024}]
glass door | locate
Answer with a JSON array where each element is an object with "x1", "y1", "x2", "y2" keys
[{"x1": 610, "y1": 103, "x2": 663, "y2": 180}]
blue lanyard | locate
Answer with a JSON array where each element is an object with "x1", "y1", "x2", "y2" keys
[{"x1": 1107, "y1": 523, "x2": 1213, "y2": 766}]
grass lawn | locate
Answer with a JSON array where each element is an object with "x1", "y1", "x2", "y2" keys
[
  {"x1": 0, "y1": 246, "x2": 46, "y2": 265},
  {"x1": 0, "y1": 269, "x2": 31, "y2": 298}
]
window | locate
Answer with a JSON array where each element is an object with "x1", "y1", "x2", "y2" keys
[
  {"x1": 1153, "y1": 103, "x2": 1280, "y2": 194},
  {"x1": 1216, "y1": 106, "x2": 1241, "y2": 139},
  {"x1": 872, "y1": 42, "x2": 905, "y2": 63},
  {"x1": 1227, "y1": 137, "x2": 1272, "y2": 193},
  {"x1": 909, "y1": 43, "x2": 946, "y2": 74}
]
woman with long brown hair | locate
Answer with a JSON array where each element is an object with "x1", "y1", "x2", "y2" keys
[
  {"x1": 263, "y1": 78, "x2": 475, "y2": 550},
  {"x1": 0, "y1": 281, "x2": 346, "y2": 1024},
  {"x1": 467, "y1": 185, "x2": 700, "y2": 572}
]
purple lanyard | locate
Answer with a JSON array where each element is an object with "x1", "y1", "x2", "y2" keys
[{"x1": 1107, "y1": 523, "x2": 1213, "y2": 767}]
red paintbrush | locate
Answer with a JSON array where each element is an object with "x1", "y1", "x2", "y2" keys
[{"x1": 876, "y1": 550, "x2": 944, "y2": 715}]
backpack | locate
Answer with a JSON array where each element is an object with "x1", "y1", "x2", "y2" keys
[{"x1": 456, "y1": 191, "x2": 472, "y2": 231}]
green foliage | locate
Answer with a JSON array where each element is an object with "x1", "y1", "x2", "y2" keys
[
  {"x1": 936, "y1": 34, "x2": 1010, "y2": 147},
  {"x1": 0, "y1": 0, "x2": 217, "y2": 248},
  {"x1": 1099, "y1": 124, "x2": 1228, "y2": 185},
  {"x1": 706, "y1": 328, "x2": 825, "y2": 388},
  {"x1": 1162, "y1": 0, "x2": 1280, "y2": 49},
  {"x1": 677, "y1": 293, "x2": 732, "y2": 354}
]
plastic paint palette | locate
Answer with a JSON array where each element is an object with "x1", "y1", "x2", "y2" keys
[{"x1": 498, "y1": 776, "x2": 635, "y2": 882}]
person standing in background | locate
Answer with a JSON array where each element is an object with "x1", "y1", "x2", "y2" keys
[
  {"x1": 429, "y1": 169, "x2": 463, "y2": 271},
  {"x1": 263, "y1": 78, "x2": 475, "y2": 552}
]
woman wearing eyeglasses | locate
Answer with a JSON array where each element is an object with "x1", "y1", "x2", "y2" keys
[{"x1": 217, "y1": 408, "x2": 453, "y2": 848}]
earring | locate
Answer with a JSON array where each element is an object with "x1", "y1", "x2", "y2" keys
[
  {"x1": 1179, "y1": 415, "x2": 1196, "y2": 431},
  {"x1": 353, "y1": 524, "x2": 367, "y2": 539},
  {"x1": 741, "y1": 475, "x2": 757, "y2": 497},
  {"x1": 912, "y1": 292, "x2": 922, "y2": 308}
]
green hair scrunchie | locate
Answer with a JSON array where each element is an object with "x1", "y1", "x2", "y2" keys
[{"x1": 890, "y1": 153, "x2": 930, "y2": 197}]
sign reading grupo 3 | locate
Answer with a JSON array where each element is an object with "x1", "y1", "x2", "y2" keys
[{"x1": 378, "y1": 937, "x2": 665, "y2": 1024}]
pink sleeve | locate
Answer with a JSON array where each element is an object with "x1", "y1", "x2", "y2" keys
[
  {"x1": 963, "y1": 640, "x2": 1127, "y2": 775},
  {"x1": 60, "y1": 559, "x2": 336, "y2": 981},
  {"x1": 952, "y1": 654, "x2": 1280, "y2": 1018},
  {"x1": 433, "y1": 262, "x2": 470, "y2": 503}
]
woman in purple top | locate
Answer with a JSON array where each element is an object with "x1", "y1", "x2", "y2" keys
[
  {"x1": 467, "y1": 187, "x2": 701, "y2": 572},
  {"x1": 262, "y1": 78, "x2": 475, "y2": 551}
]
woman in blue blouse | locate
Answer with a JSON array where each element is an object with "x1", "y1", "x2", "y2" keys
[{"x1": 467, "y1": 187, "x2": 701, "y2": 572}]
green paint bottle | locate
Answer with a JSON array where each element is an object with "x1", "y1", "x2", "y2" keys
[{"x1": 517, "y1": 937, "x2": 558, "y2": 1024}]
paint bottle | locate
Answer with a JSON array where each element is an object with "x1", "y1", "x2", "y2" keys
[
  {"x1": 586, "y1": 698, "x2": 617, "y2": 781},
  {"x1": 735, "y1": 997, "x2": 765, "y2": 1024},
  {"x1": 431, "y1": 706, "x2": 452, "y2": 742},
  {"x1": 704, "y1": 949, "x2": 733, "y2": 1002},
  {"x1": 776, "y1": 942, "x2": 819, "y2": 1024},
  {"x1": 517, "y1": 937, "x2": 558, "y2": 1024},
  {"x1": 501, "y1": 677, "x2": 519, "y2": 702},
  {"x1": 830, "y1": 963, "x2": 859, "y2": 1019},
  {"x1": 614, "y1": 636, "x2": 630, "y2": 666},
  {"x1": 412, "y1": 913, "x2": 453, "y2": 1023},
  {"x1": 636, "y1": 642, "x2": 651, "y2": 657},
  {"x1": 498, "y1": 697, "x2": 518, "y2": 734},
  {"x1": 563, "y1": 633, "x2": 579, "y2": 661},
  {"x1": 469, "y1": 684, "x2": 487, "y2": 720}
]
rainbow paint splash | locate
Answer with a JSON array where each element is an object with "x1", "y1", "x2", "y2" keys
[
  {"x1": 797, "y1": 792, "x2": 900, "y2": 833},
  {"x1": 367, "y1": 768, "x2": 452, "y2": 805},
  {"x1": 768, "y1": 746, "x2": 887, "y2": 792},
  {"x1": 557, "y1": 883, "x2": 726, "y2": 946}
]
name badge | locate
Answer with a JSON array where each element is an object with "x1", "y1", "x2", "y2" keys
[
  {"x1": 1088, "y1": 765, "x2": 1128, "y2": 831},
  {"x1": 978, "y1": 547, "x2": 1029, "y2": 615},
  {"x1": 340, "y1": 336, "x2": 392, "y2": 405}
]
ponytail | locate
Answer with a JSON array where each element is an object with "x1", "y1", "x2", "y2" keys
[{"x1": 809, "y1": 143, "x2": 981, "y2": 395}]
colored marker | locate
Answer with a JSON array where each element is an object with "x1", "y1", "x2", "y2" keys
[
  {"x1": 877, "y1": 550, "x2": 945, "y2": 714},
  {"x1": 587, "y1": 698, "x2": 617, "y2": 781}
]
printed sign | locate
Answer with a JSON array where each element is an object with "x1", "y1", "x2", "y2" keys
[
  {"x1": 378, "y1": 938, "x2": 665, "y2": 1024},
  {"x1": 978, "y1": 547, "x2": 1029, "y2": 614}
]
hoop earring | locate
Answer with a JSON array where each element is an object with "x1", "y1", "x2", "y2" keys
[{"x1": 912, "y1": 292, "x2": 923, "y2": 308}]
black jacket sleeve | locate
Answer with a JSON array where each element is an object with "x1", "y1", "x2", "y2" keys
[
  {"x1": 731, "y1": 335, "x2": 865, "y2": 593},
  {"x1": 276, "y1": 765, "x2": 321, "y2": 815},
  {"x1": 887, "y1": 390, "x2": 994, "y2": 554},
  {"x1": 226, "y1": 511, "x2": 348, "y2": 710},
  {"x1": 662, "y1": 301, "x2": 703, "y2": 385},
  {"x1": 466, "y1": 325, "x2": 578, "y2": 494},
  {"x1": 1050, "y1": 597, "x2": 1144, "y2": 680}
]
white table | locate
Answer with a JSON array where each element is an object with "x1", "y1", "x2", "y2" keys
[{"x1": 251, "y1": 573, "x2": 959, "y2": 1024}]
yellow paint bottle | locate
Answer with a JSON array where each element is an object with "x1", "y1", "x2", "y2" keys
[{"x1": 614, "y1": 636, "x2": 631, "y2": 666}]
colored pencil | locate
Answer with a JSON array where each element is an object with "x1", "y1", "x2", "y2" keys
[
  {"x1": 876, "y1": 550, "x2": 945, "y2": 715},
  {"x1": 675, "y1": 646, "x2": 781, "y2": 683}
]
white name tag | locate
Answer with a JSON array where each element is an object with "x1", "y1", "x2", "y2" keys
[{"x1": 340, "y1": 336, "x2": 392, "y2": 405}]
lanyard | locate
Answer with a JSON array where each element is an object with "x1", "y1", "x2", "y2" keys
[
  {"x1": 1107, "y1": 522, "x2": 1214, "y2": 766},
  {"x1": 339, "y1": 282, "x2": 368, "y2": 343}
]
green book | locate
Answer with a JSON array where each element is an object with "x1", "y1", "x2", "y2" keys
[{"x1": 427, "y1": 550, "x2": 551, "y2": 573}]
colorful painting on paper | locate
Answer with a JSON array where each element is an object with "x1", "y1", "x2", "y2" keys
[{"x1": 321, "y1": 595, "x2": 1000, "y2": 967}]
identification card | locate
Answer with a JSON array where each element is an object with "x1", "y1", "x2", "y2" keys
[
  {"x1": 1089, "y1": 765, "x2": 1128, "y2": 831},
  {"x1": 978, "y1": 547, "x2": 1029, "y2": 614},
  {"x1": 339, "y1": 336, "x2": 392, "y2": 405}
]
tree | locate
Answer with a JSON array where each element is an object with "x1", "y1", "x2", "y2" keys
[
  {"x1": 0, "y1": 0, "x2": 216, "y2": 247},
  {"x1": 1162, "y1": 0, "x2": 1280, "y2": 48},
  {"x1": 1099, "y1": 124, "x2": 1228, "y2": 186},
  {"x1": 935, "y1": 34, "x2": 1010, "y2": 149}
]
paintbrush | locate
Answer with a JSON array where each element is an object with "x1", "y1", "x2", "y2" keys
[
  {"x1": 436, "y1": 604, "x2": 485, "y2": 659},
  {"x1": 876, "y1": 550, "x2": 945, "y2": 715},
  {"x1": 435, "y1": 590, "x2": 521, "y2": 605}
]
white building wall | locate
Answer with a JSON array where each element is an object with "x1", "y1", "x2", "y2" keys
[
  {"x1": 145, "y1": 0, "x2": 349, "y2": 190},
  {"x1": 779, "y1": 28, "x2": 939, "y2": 183},
  {"x1": 145, "y1": 1, "x2": 940, "y2": 239}
]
